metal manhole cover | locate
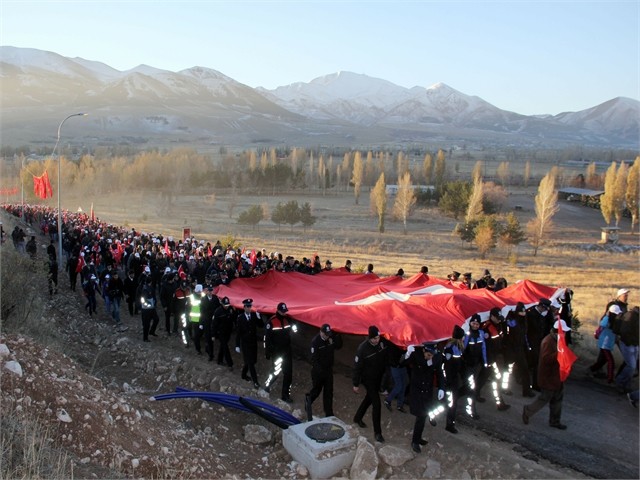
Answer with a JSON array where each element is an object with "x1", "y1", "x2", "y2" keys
[{"x1": 304, "y1": 422, "x2": 345, "y2": 443}]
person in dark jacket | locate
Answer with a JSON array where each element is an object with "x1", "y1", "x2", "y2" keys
[
  {"x1": 403, "y1": 343, "x2": 446, "y2": 453},
  {"x1": 212, "y1": 296, "x2": 235, "y2": 369},
  {"x1": 305, "y1": 323, "x2": 343, "y2": 420},
  {"x1": 264, "y1": 302, "x2": 297, "y2": 402},
  {"x1": 443, "y1": 324, "x2": 477, "y2": 434},
  {"x1": 200, "y1": 286, "x2": 219, "y2": 361},
  {"x1": 123, "y1": 269, "x2": 139, "y2": 317},
  {"x1": 352, "y1": 325, "x2": 388, "y2": 443},
  {"x1": 137, "y1": 275, "x2": 160, "y2": 342},
  {"x1": 235, "y1": 298, "x2": 263, "y2": 389},
  {"x1": 463, "y1": 313, "x2": 487, "y2": 407},
  {"x1": 479, "y1": 307, "x2": 511, "y2": 411},
  {"x1": 526, "y1": 298, "x2": 552, "y2": 390},
  {"x1": 159, "y1": 268, "x2": 177, "y2": 336},
  {"x1": 504, "y1": 302, "x2": 535, "y2": 397},
  {"x1": 522, "y1": 320, "x2": 571, "y2": 429},
  {"x1": 615, "y1": 306, "x2": 639, "y2": 393},
  {"x1": 107, "y1": 270, "x2": 127, "y2": 331},
  {"x1": 66, "y1": 251, "x2": 79, "y2": 291}
]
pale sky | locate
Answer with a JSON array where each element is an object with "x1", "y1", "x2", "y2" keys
[{"x1": 1, "y1": 0, "x2": 638, "y2": 115}]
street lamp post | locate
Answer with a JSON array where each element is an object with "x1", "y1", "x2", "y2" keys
[{"x1": 54, "y1": 113, "x2": 87, "y2": 266}]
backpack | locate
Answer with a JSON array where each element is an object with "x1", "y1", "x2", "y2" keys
[{"x1": 594, "y1": 314, "x2": 610, "y2": 339}]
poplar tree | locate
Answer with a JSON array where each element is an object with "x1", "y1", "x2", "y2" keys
[
  {"x1": 435, "y1": 149, "x2": 447, "y2": 187},
  {"x1": 527, "y1": 168, "x2": 559, "y2": 256},
  {"x1": 423, "y1": 153, "x2": 433, "y2": 184},
  {"x1": 600, "y1": 162, "x2": 618, "y2": 225},
  {"x1": 393, "y1": 172, "x2": 417, "y2": 235},
  {"x1": 523, "y1": 160, "x2": 531, "y2": 187},
  {"x1": 472, "y1": 160, "x2": 483, "y2": 184},
  {"x1": 613, "y1": 162, "x2": 628, "y2": 226},
  {"x1": 626, "y1": 156, "x2": 640, "y2": 232},
  {"x1": 352, "y1": 151, "x2": 364, "y2": 204},
  {"x1": 585, "y1": 162, "x2": 598, "y2": 188},
  {"x1": 370, "y1": 172, "x2": 387, "y2": 234},
  {"x1": 465, "y1": 177, "x2": 484, "y2": 223},
  {"x1": 496, "y1": 161, "x2": 510, "y2": 186}
]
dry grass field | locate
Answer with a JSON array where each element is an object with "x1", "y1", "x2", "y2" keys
[{"x1": 63, "y1": 185, "x2": 639, "y2": 358}]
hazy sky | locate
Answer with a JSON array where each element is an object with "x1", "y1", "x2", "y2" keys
[{"x1": 1, "y1": 0, "x2": 638, "y2": 115}]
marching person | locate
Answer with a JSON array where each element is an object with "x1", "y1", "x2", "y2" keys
[
  {"x1": 200, "y1": 285, "x2": 219, "y2": 361},
  {"x1": 463, "y1": 313, "x2": 487, "y2": 409},
  {"x1": 504, "y1": 302, "x2": 535, "y2": 397},
  {"x1": 526, "y1": 298, "x2": 552, "y2": 391},
  {"x1": 443, "y1": 324, "x2": 477, "y2": 433},
  {"x1": 184, "y1": 284, "x2": 204, "y2": 353},
  {"x1": 173, "y1": 273, "x2": 190, "y2": 337},
  {"x1": 352, "y1": 325, "x2": 389, "y2": 443},
  {"x1": 212, "y1": 296, "x2": 235, "y2": 370},
  {"x1": 138, "y1": 275, "x2": 160, "y2": 342},
  {"x1": 403, "y1": 343, "x2": 446, "y2": 453},
  {"x1": 236, "y1": 298, "x2": 263, "y2": 389},
  {"x1": 522, "y1": 319, "x2": 572, "y2": 430},
  {"x1": 305, "y1": 323, "x2": 343, "y2": 420},
  {"x1": 479, "y1": 307, "x2": 511, "y2": 411},
  {"x1": 264, "y1": 302, "x2": 297, "y2": 402}
]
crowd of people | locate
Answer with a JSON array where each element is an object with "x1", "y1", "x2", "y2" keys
[{"x1": 2, "y1": 203, "x2": 637, "y2": 452}]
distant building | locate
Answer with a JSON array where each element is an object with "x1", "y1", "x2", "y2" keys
[{"x1": 385, "y1": 185, "x2": 435, "y2": 196}]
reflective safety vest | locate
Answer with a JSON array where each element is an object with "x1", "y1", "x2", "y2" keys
[{"x1": 189, "y1": 295, "x2": 202, "y2": 323}]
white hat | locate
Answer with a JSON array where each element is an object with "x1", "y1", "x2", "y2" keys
[
  {"x1": 553, "y1": 319, "x2": 571, "y2": 332},
  {"x1": 105, "y1": 274, "x2": 110, "y2": 279},
  {"x1": 609, "y1": 305, "x2": 623, "y2": 315},
  {"x1": 144, "y1": 266, "x2": 151, "y2": 274},
  {"x1": 194, "y1": 284, "x2": 203, "y2": 293},
  {"x1": 164, "y1": 267, "x2": 171, "y2": 274},
  {"x1": 617, "y1": 288, "x2": 630, "y2": 298}
]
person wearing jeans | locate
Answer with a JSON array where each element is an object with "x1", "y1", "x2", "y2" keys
[{"x1": 615, "y1": 306, "x2": 639, "y2": 393}]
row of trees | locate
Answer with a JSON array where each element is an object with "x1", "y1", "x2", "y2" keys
[
  {"x1": 237, "y1": 200, "x2": 316, "y2": 232},
  {"x1": 600, "y1": 157, "x2": 640, "y2": 230}
]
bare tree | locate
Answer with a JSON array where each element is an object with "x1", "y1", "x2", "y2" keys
[
  {"x1": 249, "y1": 150, "x2": 257, "y2": 172},
  {"x1": 352, "y1": 151, "x2": 364, "y2": 204},
  {"x1": 393, "y1": 172, "x2": 417, "y2": 234},
  {"x1": 370, "y1": 172, "x2": 387, "y2": 234},
  {"x1": 527, "y1": 168, "x2": 559, "y2": 256},
  {"x1": 396, "y1": 152, "x2": 409, "y2": 181},
  {"x1": 341, "y1": 153, "x2": 351, "y2": 192},
  {"x1": 626, "y1": 156, "x2": 640, "y2": 232}
]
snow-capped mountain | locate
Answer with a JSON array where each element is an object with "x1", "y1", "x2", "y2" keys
[{"x1": 1, "y1": 46, "x2": 638, "y2": 148}]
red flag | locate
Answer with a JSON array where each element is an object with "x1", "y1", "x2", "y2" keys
[
  {"x1": 207, "y1": 245, "x2": 213, "y2": 257},
  {"x1": 557, "y1": 321, "x2": 578, "y2": 382},
  {"x1": 76, "y1": 253, "x2": 85, "y2": 273},
  {"x1": 33, "y1": 175, "x2": 42, "y2": 198},
  {"x1": 164, "y1": 239, "x2": 171, "y2": 256},
  {"x1": 43, "y1": 171, "x2": 53, "y2": 198},
  {"x1": 249, "y1": 249, "x2": 257, "y2": 267}
]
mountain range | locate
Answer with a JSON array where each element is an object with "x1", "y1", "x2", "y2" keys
[{"x1": 1, "y1": 46, "x2": 638, "y2": 150}]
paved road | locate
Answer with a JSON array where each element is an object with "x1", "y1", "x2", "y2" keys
[{"x1": 466, "y1": 358, "x2": 639, "y2": 479}]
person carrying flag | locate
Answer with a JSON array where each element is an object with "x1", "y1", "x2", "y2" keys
[{"x1": 522, "y1": 319, "x2": 576, "y2": 430}]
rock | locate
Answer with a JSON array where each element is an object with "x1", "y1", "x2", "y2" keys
[
  {"x1": 379, "y1": 444, "x2": 413, "y2": 467},
  {"x1": 243, "y1": 424, "x2": 272, "y2": 445},
  {"x1": 350, "y1": 436, "x2": 378, "y2": 480},
  {"x1": 4, "y1": 360, "x2": 23, "y2": 377},
  {"x1": 57, "y1": 408, "x2": 72, "y2": 423},
  {"x1": 423, "y1": 458, "x2": 441, "y2": 478},
  {"x1": 0, "y1": 344, "x2": 11, "y2": 358},
  {"x1": 132, "y1": 458, "x2": 139, "y2": 468}
]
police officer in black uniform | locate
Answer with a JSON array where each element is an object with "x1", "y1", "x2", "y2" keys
[
  {"x1": 305, "y1": 323, "x2": 343, "y2": 420},
  {"x1": 352, "y1": 325, "x2": 388, "y2": 443},
  {"x1": 200, "y1": 286, "x2": 220, "y2": 361},
  {"x1": 212, "y1": 296, "x2": 235, "y2": 370},
  {"x1": 235, "y1": 298, "x2": 263, "y2": 389},
  {"x1": 264, "y1": 302, "x2": 297, "y2": 402}
]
